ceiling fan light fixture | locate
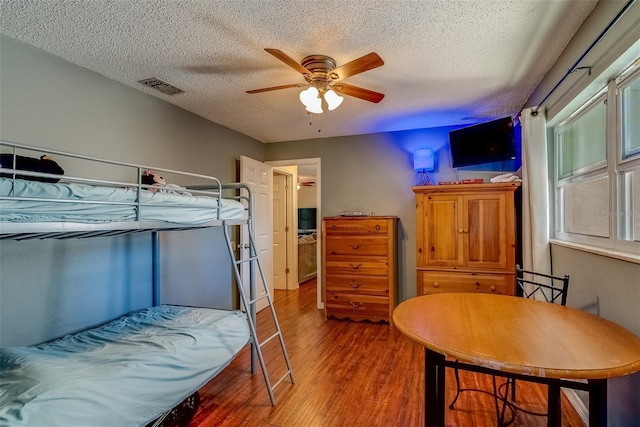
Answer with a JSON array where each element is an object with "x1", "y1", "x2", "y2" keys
[
  {"x1": 305, "y1": 99, "x2": 323, "y2": 114},
  {"x1": 299, "y1": 87, "x2": 323, "y2": 114},
  {"x1": 324, "y1": 89, "x2": 344, "y2": 111}
]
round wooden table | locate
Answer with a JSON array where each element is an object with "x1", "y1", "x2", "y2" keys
[{"x1": 393, "y1": 293, "x2": 640, "y2": 427}]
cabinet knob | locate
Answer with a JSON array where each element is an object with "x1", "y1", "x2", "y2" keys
[
  {"x1": 375, "y1": 224, "x2": 381, "y2": 231},
  {"x1": 433, "y1": 282, "x2": 439, "y2": 288},
  {"x1": 458, "y1": 228, "x2": 464, "y2": 234},
  {"x1": 490, "y1": 286, "x2": 496, "y2": 292}
]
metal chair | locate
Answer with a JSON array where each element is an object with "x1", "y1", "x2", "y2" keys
[
  {"x1": 449, "y1": 265, "x2": 570, "y2": 426},
  {"x1": 514, "y1": 264, "x2": 569, "y2": 305}
]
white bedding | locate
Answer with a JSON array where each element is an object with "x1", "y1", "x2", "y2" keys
[
  {"x1": 0, "y1": 178, "x2": 246, "y2": 225},
  {"x1": 0, "y1": 305, "x2": 249, "y2": 427}
]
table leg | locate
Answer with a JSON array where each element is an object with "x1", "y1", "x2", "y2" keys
[
  {"x1": 424, "y1": 348, "x2": 445, "y2": 427},
  {"x1": 588, "y1": 379, "x2": 607, "y2": 426},
  {"x1": 547, "y1": 381, "x2": 561, "y2": 427}
]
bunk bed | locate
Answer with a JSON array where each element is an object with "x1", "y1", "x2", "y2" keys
[{"x1": 0, "y1": 141, "x2": 294, "y2": 427}]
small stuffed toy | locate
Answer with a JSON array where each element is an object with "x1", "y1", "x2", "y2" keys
[
  {"x1": 141, "y1": 169, "x2": 166, "y2": 191},
  {"x1": 0, "y1": 154, "x2": 64, "y2": 183},
  {"x1": 141, "y1": 169, "x2": 192, "y2": 196}
]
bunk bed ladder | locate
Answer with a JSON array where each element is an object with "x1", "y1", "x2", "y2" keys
[{"x1": 223, "y1": 221, "x2": 295, "y2": 406}]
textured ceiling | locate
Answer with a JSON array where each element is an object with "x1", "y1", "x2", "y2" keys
[{"x1": 1, "y1": 0, "x2": 598, "y2": 143}]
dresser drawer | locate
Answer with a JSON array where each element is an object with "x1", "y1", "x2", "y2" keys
[
  {"x1": 418, "y1": 271, "x2": 511, "y2": 295},
  {"x1": 325, "y1": 235, "x2": 389, "y2": 256},
  {"x1": 325, "y1": 219, "x2": 389, "y2": 235},
  {"x1": 325, "y1": 258, "x2": 389, "y2": 276},
  {"x1": 325, "y1": 292, "x2": 390, "y2": 318},
  {"x1": 325, "y1": 274, "x2": 389, "y2": 296}
]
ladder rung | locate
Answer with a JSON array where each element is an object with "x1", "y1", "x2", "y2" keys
[
  {"x1": 235, "y1": 256, "x2": 260, "y2": 265},
  {"x1": 258, "y1": 331, "x2": 281, "y2": 348},
  {"x1": 248, "y1": 294, "x2": 269, "y2": 306},
  {"x1": 271, "y1": 371, "x2": 293, "y2": 391}
]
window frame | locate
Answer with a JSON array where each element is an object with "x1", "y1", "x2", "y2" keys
[
  {"x1": 618, "y1": 67, "x2": 640, "y2": 161},
  {"x1": 552, "y1": 63, "x2": 640, "y2": 256}
]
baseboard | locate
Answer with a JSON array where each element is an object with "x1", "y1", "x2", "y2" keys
[{"x1": 563, "y1": 388, "x2": 589, "y2": 426}]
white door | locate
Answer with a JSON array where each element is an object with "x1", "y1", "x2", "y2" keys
[
  {"x1": 240, "y1": 156, "x2": 273, "y2": 312},
  {"x1": 272, "y1": 172, "x2": 287, "y2": 290}
]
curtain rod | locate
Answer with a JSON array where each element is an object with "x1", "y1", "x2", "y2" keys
[{"x1": 530, "y1": 0, "x2": 636, "y2": 116}]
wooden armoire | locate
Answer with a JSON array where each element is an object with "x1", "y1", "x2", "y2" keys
[{"x1": 413, "y1": 182, "x2": 520, "y2": 296}]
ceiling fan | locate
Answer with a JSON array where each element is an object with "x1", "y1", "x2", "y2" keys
[{"x1": 247, "y1": 48, "x2": 384, "y2": 113}]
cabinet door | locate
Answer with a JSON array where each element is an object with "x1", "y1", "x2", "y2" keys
[
  {"x1": 464, "y1": 193, "x2": 509, "y2": 270},
  {"x1": 418, "y1": 194, "x2": 464, "y2": 267}
]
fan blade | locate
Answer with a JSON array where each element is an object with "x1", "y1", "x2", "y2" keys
[
  {"x1": 333, "y1": 83, "x2": 384, "y2": 103},
  {"x1": 329, "y1": 52, "x2": 384, "y2": 81},
  {"x1": 246, "y1": 83, "x2": 307, "y2": 94},
  {"x1": 264, "y1": 48, "x2": 312, "y2": 77}
]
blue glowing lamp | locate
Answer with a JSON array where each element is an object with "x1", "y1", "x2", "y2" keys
[{"x1": 413, "y1": 149, "x2": 435, "y2": 185}]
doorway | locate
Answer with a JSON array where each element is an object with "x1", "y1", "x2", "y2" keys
[
  {"x1": 272, "y1": 167, "x2": 297, "y2": 292},
  {"x1": 267, "y1": 158, "x2": 323, "y2": 310}
]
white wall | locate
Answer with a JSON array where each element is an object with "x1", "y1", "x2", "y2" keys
[
  {"x1": 551, "y1": 245, "x2": 640, "y2": 424},
  {"x1": 0, "y1": 35, "x2": 264, "y2": 346}
]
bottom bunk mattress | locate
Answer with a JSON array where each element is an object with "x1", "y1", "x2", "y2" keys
[{"x1": 0, "y1": 305, "x2": 250, "y2": 427}]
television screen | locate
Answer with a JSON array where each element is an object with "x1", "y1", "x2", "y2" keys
[
  {"x1": 298, "y1": 208, "x2": 317, "y2": 231},
  {"x1": 449, "y1": 117, "x2": 516, "y2": 168}
]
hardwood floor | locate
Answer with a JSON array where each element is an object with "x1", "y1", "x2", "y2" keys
[{"x1": 189, "y1": 279, "x2": 586, "y2": 427}]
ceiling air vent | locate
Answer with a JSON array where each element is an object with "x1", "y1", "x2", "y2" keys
[{"x1": 138, "y1": 78, "x2": 184, "y2": 95}]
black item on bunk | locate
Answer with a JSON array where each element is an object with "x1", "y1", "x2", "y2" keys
[
  {"x1": 0, "y1": 154, "x2": 65, "y2": 183},
  {"x1": 146, "y1": 392, "x2": 201, "y2": 427}
]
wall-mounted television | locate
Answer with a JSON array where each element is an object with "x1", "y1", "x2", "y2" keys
[{"x1": 449, "y1": 117, "x2": 516, "y2": 168}]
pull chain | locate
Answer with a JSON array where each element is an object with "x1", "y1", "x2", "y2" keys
[{"x1": 307, "y1": 112, "x2": 321, "y2": 134}]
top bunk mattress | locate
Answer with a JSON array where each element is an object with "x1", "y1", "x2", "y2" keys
[
  {"x1": 0, "y1": 177, "x2": 246, "y2": 227},
  {"x1": 0, "y1": 305, "x2": 250, "y2": 427}
]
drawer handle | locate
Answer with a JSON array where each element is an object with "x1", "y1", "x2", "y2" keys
[
  {"x1": 331, "y1": 225, "x2": 337, "y2": 230},
  {"x1": 490, "y1": 286, "x2": 496, "y2": 292},
  {"x1": 433, "y1": 281, "x2": 439, "y2": 288},
  {"x1": 349, "y1": 263, "x2": 362, "y2": 270},
  {"x1": 349, "y1": 280, "x2": 362, "y2": 289},
  {"x1": 350, "y1": 302, "x2": 363, "y2": 308},
  {"x1": 375, "y1": 224, "x2": 381, "y2": 230},
  {"x1": 349, "y1": 244, "x2": 361, "y2": 250}
]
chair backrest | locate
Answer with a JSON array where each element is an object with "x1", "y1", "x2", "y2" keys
[{"x1": 515, "y1": 265, "x2": 570, "y2": 306}]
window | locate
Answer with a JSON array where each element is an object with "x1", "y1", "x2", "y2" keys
[
  {"x1": 553, "y1": 64, "x2": 640, "y2": 254},
  {"x1": 556, "y1": 98, "x2": 606, "y2": 180},
  {"x1": 621, "y1": 76, "x2": 640, "y2": 159}
]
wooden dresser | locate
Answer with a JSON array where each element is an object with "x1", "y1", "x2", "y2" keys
[
  {"x1": 322, "y1": 216, "x2": 398, "y2": 325},
  {"x1": 413, "y1": 183, "x2": 520, "y2": 296}
]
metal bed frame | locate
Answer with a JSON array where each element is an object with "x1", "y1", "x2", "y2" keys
[{"x1": 0, "y1": 140, "x2": 294, "y2": 419}]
